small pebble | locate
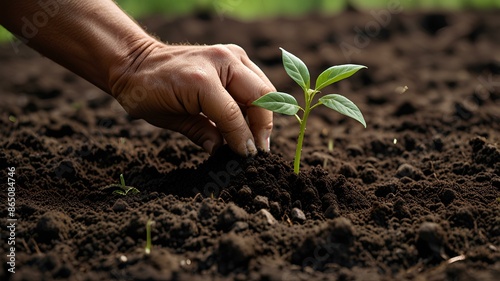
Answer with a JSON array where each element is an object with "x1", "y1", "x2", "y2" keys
[
  {"x1": 290, "y1": 208, "x2": 306, "y2": 224},
  {"x1": 256, "y1": 209, "x2": 277, "y2": 225}
]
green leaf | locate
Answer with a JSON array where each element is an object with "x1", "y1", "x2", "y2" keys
[
  {"x1": 319, "y1": 94, "x2": 366, "y2": 127},
  {"x1": 113, "y1": 190, "x2": 127, "y2": 196},
  {"x1": 120, "y1": 173, "x2": 125, "y2": 186},
  {"x1": 252, "y1": 92, "x2": 300, "y2": 115},
  {"x1": 315, "y1": 64, "x2": 367, "y2": 91},
  {"x1": 280, "y1": 47, "x2": 310, "y2": 91}
]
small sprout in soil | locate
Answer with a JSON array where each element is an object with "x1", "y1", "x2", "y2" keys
[
  {"x1": 252, "y1": 48, "x2": 367, "y2": 174},
  {"x1": 102, "y1": 173, "x2": 140, "y2": 196},
  {"x1": 8, "y1": 115, "x2": 17, "y2": 123},
  {"x1": 145, "y1": 219, "x2": 155, "y2": 255},
  {"x1": 328, "y1": 139, "x2": 334, "y2": 152}
]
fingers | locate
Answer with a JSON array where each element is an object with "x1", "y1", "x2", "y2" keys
[
  {"x1": 199, "y1": 83, "x2": 258, "y2": 156},
  {"x1": 223, "y1": 44, "x2": 276, "y2": 151},
  {"x1": 225, "y1": 63, "x2": 275, "y2": 152}
]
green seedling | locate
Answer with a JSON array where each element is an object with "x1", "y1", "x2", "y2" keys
[
  {"x1": 145, "y1": 219, "x2": 155, "y2": 255},
  {"x1": 253, "y1": 48, "x2": 367, "y2": 174},
  {"x1": 102, "y1": 173, "x2": 140, "y2": 196}
]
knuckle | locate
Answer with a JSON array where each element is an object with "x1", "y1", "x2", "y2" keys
[
  {"x1": 208, "y1": 44, "x2": 234, "y2": 61},
  {"x1": 226, "y1": 44, "x2": 246, "y2": 56},
  {"x1": 178, "y1": 66, "x2": 210, "y2": 85},
  {"x1": 262, "y1": 120, "x2": 274, "y2": 131}
]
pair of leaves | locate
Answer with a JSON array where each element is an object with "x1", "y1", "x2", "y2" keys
[
  {"x1": 253, "y1": 92, "x2": 366, "y2": 128},
  {"x1": 252, "y1": 48, "x2": 367, "y2": 127},
  {"x1": 279, "y1": 47, "x2": 366, "y2": 92},
  {"x1": 100, "y1": 174, "x2": 140, "y2": 196}
]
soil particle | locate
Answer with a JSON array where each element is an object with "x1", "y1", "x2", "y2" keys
[
  {"x1": 469, "y1": 136, "x2": 500, "y2": 165},
  {"x1": 126, "y1": 249, "x2": 179, "y2": 281},
  {"x1": 217, "y1": 233, "x2": 255, "y2": 274},
  {"x1": 292, "y1": 217, "x2": 355, "y2": 269},
  {"x1": 112, "y1": 198, "x2": 129, "y2": 212},
  {"x1": 416, "y1": 222, "x2": 447, "y2": 259},
  {"x1": 339, "y1": 162, "x2": 358, "y2": 178},
  {"x1": 35, "y1": 211, "x2": 72, "y2": 242},
  {"x1": 253, "y1": 195, "x2": 270, "y2": 209},
  {"x1": 395, "y1": 163, "x2": 423, "y2": 180},
  {"x1": 217, "y1": 203, "x2": 248, "y2": 231},
  {"x1": 359, "y1": 164, "x2": 380, "y2": 183},
  {"x1": 492, "y1": 177, "x2": 500, "y2": 188},
  {"x1": 324, "y1": 204, "x2": 341, "y2": 220},
  {"x1": 269, "y1": 201, "x2": 281, "y2": 218},
  {"x1": 439, "y1": 188, "x2": 457, "y2": 205},
  {"x1": 237, "y1": 185, "x2": 252, "y2": 204},
  {"x1": 1, "y1": 10, "x2": 499, "y2": 281}
]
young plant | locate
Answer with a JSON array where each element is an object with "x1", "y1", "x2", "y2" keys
[
  {"x1": 252, "y1": 48, "x2": 366, "y2": 174},
  {"x1": 104, "y1": 173, "x2": 140, "y2": 196},
  {"x1": 144, "y1": 219, "x2": 155, "y2": 255}
]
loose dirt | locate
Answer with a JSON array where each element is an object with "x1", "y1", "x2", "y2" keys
[{"x1": 1, "y1": 10, "x2": 499, "y2": 281}]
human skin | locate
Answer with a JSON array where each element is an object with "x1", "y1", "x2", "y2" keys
[{"x1": 0, "y1": 0, "x2": 275, "y2": 156}]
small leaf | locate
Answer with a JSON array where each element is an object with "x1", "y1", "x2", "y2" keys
[
  {"x1": 315, "y1": 64, "x2": 367, "y2": 91},
  {"x1": 113, "y1": 190, "x2": 126, "y2": 196},
  {"x1": 319, "y1": 94, "x2": 366, "y2": 127},
  {"x1": 120, "y1": 173, "x2": 125, "y2": 187},
  {"x1": 252, "y1": 92, "x2": 300, "y2": 115},
  {"x1": 127, "y1": 187, "x2": 140, "y2": 195},
  {"x1": 280, "y1": 48, "x2": 310, "y2": 91}
]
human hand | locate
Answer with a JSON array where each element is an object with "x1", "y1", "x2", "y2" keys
[{"x1": 110, "y1": 42, "x2": 275, "y2": 156}]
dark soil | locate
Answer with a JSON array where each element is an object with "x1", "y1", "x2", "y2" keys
[{"x1": 1, "y1": 9, "x2": 500, "y2": 281}]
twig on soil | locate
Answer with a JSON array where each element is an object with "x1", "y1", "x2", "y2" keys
[
  {"x1": 29, "y1": 238, "x2": 42, "y2": 255},
  {"x1": 283, "y1": 214, "x2": 293, "y2": 226},
  {"x1": 192, "y1": 193, "x2": 203, "y2": 202},
  {"x1": 20, "y1": 238, "x2": 31, "y2": 254},
  {"x1": 446, "y1": 254, "x2": 466, "y2": 264}
]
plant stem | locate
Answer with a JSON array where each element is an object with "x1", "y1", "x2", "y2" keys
[
  {"x1": 293, "y1": 91, "x2": 313, "y2": 174},
  {"x1": 145, "y1": 219, "x2": 154, "y2": 255}
]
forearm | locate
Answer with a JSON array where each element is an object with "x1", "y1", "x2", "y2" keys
[{"x1": 0, "y1": 0, "x2": 155, "y2": 94}]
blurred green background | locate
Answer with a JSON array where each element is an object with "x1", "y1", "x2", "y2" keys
[{"x1": 1, "y1": 0, "x2": 499, "y2": 42}]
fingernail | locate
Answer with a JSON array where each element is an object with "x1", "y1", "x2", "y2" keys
[
  {"x1": 203, "y1": 139, "x2": 215, "y2": 154},
  {"x1": 258, "y1": 130, "x2": 271, "y2": 152},
  {"x1": 246, "y1": 139, "x2": 257, "y2": 156}
]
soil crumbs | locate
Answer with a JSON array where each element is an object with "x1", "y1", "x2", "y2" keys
[{"x1": 1, "y1": 10, "x2": 500, "y2": 281}]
